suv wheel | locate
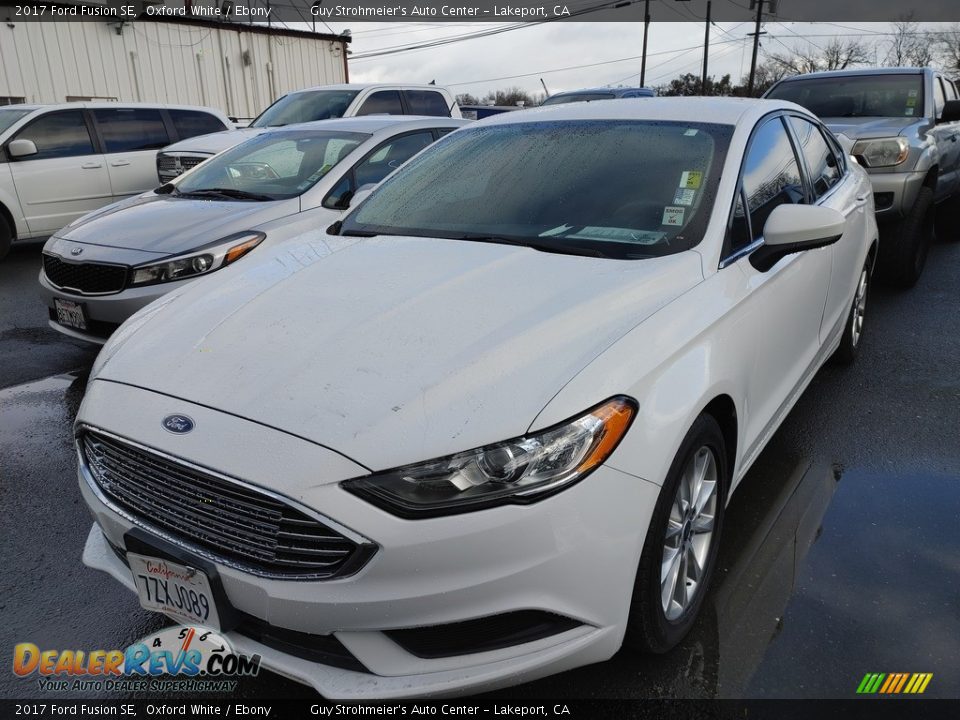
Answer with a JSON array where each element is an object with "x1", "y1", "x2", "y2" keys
[
  {"x1": 877, "y1": 185, "x2": 934, "y2": 288},
  {"x1": 624, "y1": 414, "x2": 727, "y2": 654}
]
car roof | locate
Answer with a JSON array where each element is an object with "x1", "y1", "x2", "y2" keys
[
  {"x1": 775, "y1": 67, "x2": 930, "y2": 82},
  {"x1": 0, "y1": 104, "x2": 43, "y2": 111},
  {"x1": 1, "y1": 101, "x2": 227, "y2": 113},
  {"x1": 550, "y1": 87, "x2": 653, "y2": 96},
  {"x1": 270, "y1": 115, "x2": 468, "y2": 135},
  {"x1": 287, "y1": 83, "x2": 450, "y2": 95},
  {"x1": 480, "y1": 96, "x2": 806, "y2": 128}
]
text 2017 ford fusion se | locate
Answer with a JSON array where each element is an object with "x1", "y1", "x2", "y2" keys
[{"x1": 76, "y1": 98, "x2": 877, "y2": 698}]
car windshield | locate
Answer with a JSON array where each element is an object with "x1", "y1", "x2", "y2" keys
[
  {"x1": 343, "y1": 119, "x2": 732, "y2": 259},
  {"x1": 251, "y1": 90, "x2": 360, "y2": 128},
  {"x1": 542, "y1": 93, "x2": 616, "y2": 105},
  {"x1": 767, "y1": 74, "x2": 925, "y2": 118},
  {"x1": 0, "y1": 107, "x2": 33, "y2": 134},
  {"x1": 174, "y1": 129, "x2": 368, "y2": 201}
]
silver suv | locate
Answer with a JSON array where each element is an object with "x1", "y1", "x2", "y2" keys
[{"x1": 766, "y1": 68, "x2": 960, "y2": 287}]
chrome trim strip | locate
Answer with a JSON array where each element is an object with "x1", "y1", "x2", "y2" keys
[
  {"x1": 77, "y1": 424, "x2": 376, "y2": 581},
  {"x1": 718, "y1": 238, "x2": 764, "y2": 270}
]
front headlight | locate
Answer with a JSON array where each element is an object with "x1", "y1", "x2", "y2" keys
[
  {"x1": 342, "y1": 396, "x2": 636, "y2": 517},
  {"x1": 851, "y1": 137, "x2": 910, "y2": 168},
  {"x1": 129, "y1": 232, "x2": 264, "y2": 287}
]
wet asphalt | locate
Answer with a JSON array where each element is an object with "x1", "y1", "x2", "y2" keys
[{"x1": 1, "y1": 237, "x2": 958, "y2": 699}]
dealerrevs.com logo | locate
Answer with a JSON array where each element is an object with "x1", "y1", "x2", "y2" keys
[{"x1": 13, "y1": 626, "x2": 260, "y2": 693}]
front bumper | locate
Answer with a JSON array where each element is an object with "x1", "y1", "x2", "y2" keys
[
  {"x1": 865, "y1": 168, "x2": 928, "y2": 219},
  {"x1": 39, "y1": 271, "x2": 194, "y2": 344},
  {"x1": 77, "y1": 379, "x2": 661, "y2": 698}
]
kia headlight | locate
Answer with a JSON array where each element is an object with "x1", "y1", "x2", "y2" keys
[
  {"x1": 851, "y1": 137, "x2": 909, "y2": 168},
  {"x1": 342, "y1": 397, "x2": 636, "y2": 517},
  {"x1": 129, "y1": 232, "x2": 264, "y2": 287}
]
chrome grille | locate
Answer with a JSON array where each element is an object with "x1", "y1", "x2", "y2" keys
[
  {"x1": 43, "y1": 253, "x2": 127, "y2": 295},
  {"x1": 157, "y1": 153, "x2": 208, "y2": 183},
  {"x1": 81, "y1": 431, "x2": 371, "y2": 579}
]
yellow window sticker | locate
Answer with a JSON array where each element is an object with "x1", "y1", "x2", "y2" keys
[
  {"x1": 680, "y1": 171, "x2": 702, "y2": 190},
  {"x1": 662, "y1": 206, "x2": 685, "y2": 226}
]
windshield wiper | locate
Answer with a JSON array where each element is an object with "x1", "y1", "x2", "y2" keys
[
  {"x1": 178, "y1": 188, "x2": 276, "y2": 202},
  {"x1": 341, "y1": 228, "x2": 378, "y2": 237},
  {"x1": 450, "y1": 233, "x2": 607, "y2": 258}
]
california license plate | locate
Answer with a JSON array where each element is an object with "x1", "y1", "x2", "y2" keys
[
  {"x1": 128, "y1": 553, "x2": 221, "y2": 630},
  {"x1": 53, "y1": 298, "x2": 87, "y2": 331}
]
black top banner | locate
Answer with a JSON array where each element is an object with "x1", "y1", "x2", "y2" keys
[{"x1": 0, "y1": 0, "x2": 959, "y2": 24}]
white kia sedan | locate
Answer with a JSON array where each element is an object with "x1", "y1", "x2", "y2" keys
[
  {"x1": 76, "y1": 98, "x2": 877, "y2": 698},
  {"x1": 39, "y1": 115, "x2": 467, "y2": 343}
]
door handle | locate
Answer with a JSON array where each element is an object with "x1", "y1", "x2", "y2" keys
[
  {"x1": 81, "y1": 162, "x2": 103, "y2": 169},
  {"x1": 110, "y1": 160, "x2": 131, "y2": 167}
]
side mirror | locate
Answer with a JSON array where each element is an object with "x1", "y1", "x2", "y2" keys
[
  {"x1": 750, "y1": 204, "x2": 845, "y2": 272},
  {"x1": 938, "y1": 99, "x2": 960, "y2": 124},
  {"x1": 345, "y1": 183, "x2": 377, "y2": 210},
  {"x1": 7, "y1": 139, "x2": 38, "y2": 159}
]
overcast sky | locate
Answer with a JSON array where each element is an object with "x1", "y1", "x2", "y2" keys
[{"x1": 311, "y1": 21, "x2": 950, "y2": 99}]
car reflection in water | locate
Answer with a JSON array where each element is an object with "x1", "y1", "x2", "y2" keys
[{"x1": 487, "y1": 451, "x2": 840, "y2": 699}]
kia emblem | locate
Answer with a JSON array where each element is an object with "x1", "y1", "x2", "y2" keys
[{"x1": 70, "y1": 247, "x2": 83, "y2": 256}]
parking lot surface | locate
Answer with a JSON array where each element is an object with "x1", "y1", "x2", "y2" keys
[{"x1": 1, "y1": 238, "x2": 958, "y2": 699}]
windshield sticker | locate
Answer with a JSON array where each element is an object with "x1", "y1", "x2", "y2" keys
[
  {"x1": 673, "y1": 188, "x2": 696, "y2": 206},
  {"x1": 569, "y1": 226, "x2": 666, "y2": 244},
  {"x1": 662, "y1": 206, "x2": 685, "y2": 226},
  {"x1": 908, "y1": 89, "x2": 919, "y2": 97},
  {"x1": 906, "y1": 97, "x2": 917, "y2": 107},
  {"x1": 679, "y1": 171, "x2": 702, "y2": 190},
  {"x1": 905, "y1": 108, "x2": 915, "y2": 116},
  {"x1": 684, "y1": 129, "x2": 699, "y2": 137}
]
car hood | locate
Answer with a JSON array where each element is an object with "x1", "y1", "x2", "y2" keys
[
  {"x1": 58, "y1": 193, "x2": 299, "y2": 255},
  {"x1": 162, "y1": 128, "x2": 266, "y2": 155},
  {"x1": 94, "y1": 235, "x2": 703, "y2": 472},
  {"x1": 824, "y1": 116, "x2": 923, "y2": 147}
]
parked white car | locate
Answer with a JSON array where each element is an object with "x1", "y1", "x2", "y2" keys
[
  {"x1": 39, "y1": 115, "x2": 467, "y2": 343},
  {"x1": 0, "y1": 102, "x2": 231, "y2": 259},
  {"x1": 77, "y1": 98, "x2": 877, "y2": 698},
  {"x1": 156, "y1": 84, "x2": 461, "y2": 183}
]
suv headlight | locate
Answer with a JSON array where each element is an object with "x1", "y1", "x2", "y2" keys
[
  {"x1": 129, "y1": 232, "x2": 264, "y2": 287},
  {"x1": 342, "y1": 396, "x2": 636, "y2": 517},
  {"x1": 851, "y1": 137, "x2": 909, "y2": 168}
]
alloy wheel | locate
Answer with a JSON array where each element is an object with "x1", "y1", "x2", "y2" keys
[
  {"x1": 661, "y1": 446, "x2": 718, "y2": 621},
  {"x1": 851, "y1": 268, "x2": 868, "y2": 348}
]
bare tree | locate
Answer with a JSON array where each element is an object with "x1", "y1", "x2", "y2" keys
[
  {"x1": 765, "y1": 38, "x2": 871, "y2": 76},
  {"x1": 884, "y1": 14, "x2": 936, "y2": 68},
  {"x1": 939, "y1": 24, "x2": 960, "y2": 76},
  {"x1": 456, "y1": 93, "x2": 480, "y2": 106}
]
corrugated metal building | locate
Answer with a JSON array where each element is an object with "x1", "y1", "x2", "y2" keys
[{"x1": 0, "y1": 16, "x2": 350, "y2": 120}]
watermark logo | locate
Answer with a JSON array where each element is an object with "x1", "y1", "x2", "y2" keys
[
  {"x1": 13, "y1": 626, "x2": 260, "y2": 693},
  {"x1": 857, "y1": 672, "x2": 933, "y2": 695}
]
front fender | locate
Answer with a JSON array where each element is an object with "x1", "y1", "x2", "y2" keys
[{"x1": 0, "y1": 167, "x2": 26, "y2": 238}]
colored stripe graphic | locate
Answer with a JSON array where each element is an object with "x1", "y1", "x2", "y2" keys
[{"x1": 857, "y1": 672, "x2": 933, "y2": 694}]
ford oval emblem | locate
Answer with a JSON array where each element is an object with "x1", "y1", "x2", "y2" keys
[
  {"x1": 162, "y1": 414, "x2": 195, "y2": 434},
  {"x1": 70, "y1": 247, "x2": 83, "y2": 256}
]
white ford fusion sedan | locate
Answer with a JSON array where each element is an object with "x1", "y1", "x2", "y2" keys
[{"x1": 77, "y1": 98, "x2": 877, "y2": 698}]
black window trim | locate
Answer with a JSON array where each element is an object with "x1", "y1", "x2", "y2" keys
[
  {"x1": 321, "y1": 127, "x2": 445, "y2": 210},
  {"x1": 783, "y1": 111, "x2": 847, "y2": 207}
]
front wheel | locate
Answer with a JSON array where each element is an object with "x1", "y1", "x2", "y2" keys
[
  {"x1": 624, "y1": 414, "x2": 727, "y2": 654},
  {"x1": 833, "y1": 259, "x2": 870, "y2": 366},
  {"x1": 877, "y1": 185, "x2": 934, "y2": 288},
  {"x1": 0, "y1": 214, "x2": 11, "y2": 262}
]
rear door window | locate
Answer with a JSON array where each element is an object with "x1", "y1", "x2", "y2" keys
[
  {"x1": 356, "y1": 91, "x2": 404, "y2": 116},
  {"x1": 13, "y1": 110, "x2": 95, "y2": 159},
  {"x1": 93, "y1": 108, "x2": 170, "y2": 152},
  {"x1": 403, "y1": 90, "x2": 450, "y2": 117},
  {"x1": 170, "y1": 110, "x2": 228, "y2": 140}
]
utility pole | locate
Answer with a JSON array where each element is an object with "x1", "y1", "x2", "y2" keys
[
  {"x1": 639, "y1": 0, "x2": 651, "y2": 87},
  {"x1": 701, "y1": 1, "x2": 711, "y2": 94},
  {"x1": 747, "y1": 0, "x2": 775, "y2": 96}
]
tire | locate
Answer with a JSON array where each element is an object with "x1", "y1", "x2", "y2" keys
[
  {"x1": 935, "y1": 194, "x2": 960, "y2": 242},
  {"x1": 876, "y1": 185, "x2": 934, "y2": 288},
  {"x1": 624, "y1": 414, "x2": 727, "y2": 654},
  {"x1": 0, "y1": 214, "x2": 11, "y2": 262},
  {"x1": 833, "y1": 259, "x2": 871, "y2": 366}
]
